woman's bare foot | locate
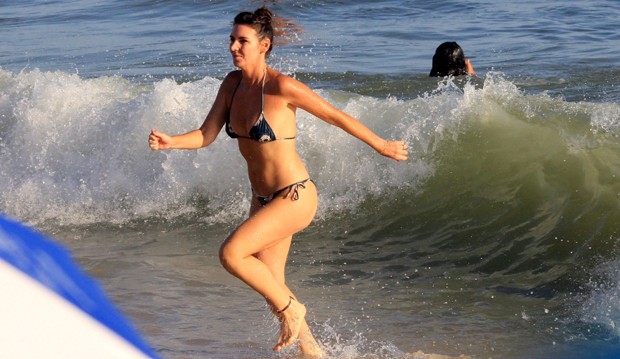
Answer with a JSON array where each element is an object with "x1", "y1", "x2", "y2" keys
[
  {"x1": 298, "y1": 323, "x2": 325, "y2": 357},
  {"x1": 267, "y1": 300, "x2": 324, "y2": 356},
  {"x1": 274, "y1": 297, "x2": 307, "y2": 351}
]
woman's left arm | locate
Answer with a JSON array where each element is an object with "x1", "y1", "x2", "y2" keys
[{"x1": 281, "y1": 76, "x2": 408, "y2": 161}]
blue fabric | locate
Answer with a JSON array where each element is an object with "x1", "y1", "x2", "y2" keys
[{"x1": 0, "y1": 214, "x2": 159, "y2": 359}]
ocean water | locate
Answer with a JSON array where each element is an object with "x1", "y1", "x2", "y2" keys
[{"x1": 2, "y1": 1, "x2": 620, "y2": 358}]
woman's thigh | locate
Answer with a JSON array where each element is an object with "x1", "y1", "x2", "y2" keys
[{"x1": 222, "y1": 181, "x2": 318, "y2": 260}]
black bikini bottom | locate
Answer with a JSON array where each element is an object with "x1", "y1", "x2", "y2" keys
[{"x1": 253, "y1": 178, "x2": 313, "y2": 206}]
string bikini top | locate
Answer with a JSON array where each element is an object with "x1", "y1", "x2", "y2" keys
[{"x1": 225, "y1": 69, "x2": 296, "y2": 143}]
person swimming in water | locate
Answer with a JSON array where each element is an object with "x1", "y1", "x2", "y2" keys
[
  {"x1": 148, "y1": 6, "x2": 408, "y2": 355},
  {"x1": 429, "y1": 41, "x2": 475, "y2": 77}
]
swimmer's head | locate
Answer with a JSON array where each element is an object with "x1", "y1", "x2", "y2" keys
[
  {"x1": 430, "y1": 41, "x2": 468, "y2": 77},
  {"x1": 233, "y1": 7, "x2": 274, "y2": 56}
]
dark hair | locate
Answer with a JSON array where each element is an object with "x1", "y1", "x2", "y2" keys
[
  {"x1": 429, "y1": 41, "x2": 467, "y2": 77},
  {"x1": 233, "y1": 6, "x2": 274, "y2": 56}
]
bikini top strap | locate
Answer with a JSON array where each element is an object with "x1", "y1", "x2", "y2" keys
[{"x1": 261, "y1": 68, "x2": 266, "y2": 115}]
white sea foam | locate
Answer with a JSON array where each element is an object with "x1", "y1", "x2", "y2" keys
[
  {"x1": 2, "y1": 68, "x2": 620, "y2": 229},
  {"x1": 581, "y1": 260, "x2": 620, "y2": 339},
  {"x1": 0, "y1": 68, "x2": 438, "y2": 226}
]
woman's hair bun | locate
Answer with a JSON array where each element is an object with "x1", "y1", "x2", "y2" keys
[{"x1": 233, "y1": 6, "x2": 274, "y2": 55}]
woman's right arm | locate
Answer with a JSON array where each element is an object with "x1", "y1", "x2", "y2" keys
[
  {"x1": 465, "y1": 59, "x2": 475, "y2": 76},
  {"x1": 149, "y1": 72, "x2": 237, "y2": 151}
]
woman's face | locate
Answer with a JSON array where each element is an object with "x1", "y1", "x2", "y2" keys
[{"x1": 229, "y1": 24, "x2": 269, "y2": 69}]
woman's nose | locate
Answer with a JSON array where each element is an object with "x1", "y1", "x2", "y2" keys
[{"x1": 230, "y1": 41, "x2": 239, "y2": 52}]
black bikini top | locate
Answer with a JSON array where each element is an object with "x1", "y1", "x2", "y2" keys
[{"x1": 225, "y1": 70, "x2": 295, "y2": 143}]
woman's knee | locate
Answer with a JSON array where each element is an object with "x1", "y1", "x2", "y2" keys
[{"x1": 218, "y1": 242, "x2": 240, "y2": 273}]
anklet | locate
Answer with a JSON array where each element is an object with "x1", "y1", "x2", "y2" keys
[{"x1": 276, "y1": 296, "x2": 294, "y2": 314}]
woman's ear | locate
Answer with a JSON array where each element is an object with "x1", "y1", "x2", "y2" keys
[{"x1": 260, "y1": 38, "x2": 271, "y2": 54}]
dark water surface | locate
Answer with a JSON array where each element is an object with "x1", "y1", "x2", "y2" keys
[{"x1": 2, "y1": 1, "x2": 620, "y2": 358}]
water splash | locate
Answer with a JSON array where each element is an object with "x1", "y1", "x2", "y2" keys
[{"x1": 2, "y1": 68, "x2": 620, "y2": 233}]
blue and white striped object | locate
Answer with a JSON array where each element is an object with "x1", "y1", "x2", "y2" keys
[{"x1": 0, "y1": 215, "x2": 160, "y2": 359}]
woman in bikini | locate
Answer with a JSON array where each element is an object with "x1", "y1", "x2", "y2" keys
[{"x1": 148, "y1": 6, "x2": 408, "y2": 355}]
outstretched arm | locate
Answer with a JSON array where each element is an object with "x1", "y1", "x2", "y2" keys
[
  {"x1": 148, "y1": 128, "x2": 206, "y2": 151},
  {"x1": 148, "y1": 72, "x2": 237, "y2": 151},
  {"x1": 281, "y1": 76, "x2": 408, "y2": 161}
]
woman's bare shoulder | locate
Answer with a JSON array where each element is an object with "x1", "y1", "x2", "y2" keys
[
  {"x1": 271, "y1": 71, "x2": 312, "y2": 96},
  {"x1": 222, "y1": 70, "x2": 242, "y2": 86},
  {"x1": 211, "y1": 70, "x2": 242, "y2": 99}
]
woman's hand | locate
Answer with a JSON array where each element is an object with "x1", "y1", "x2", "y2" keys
[
  {"x1": 379, "y1": 140, "x2": 409, "y2": 161},
  {"x1": 465, "y1": 59, "x2": 475, "y2": 76},
  {"x1": 148, "y1": 129, "x2": 173, "y2": 151}
]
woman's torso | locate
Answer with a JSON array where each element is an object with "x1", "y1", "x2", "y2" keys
[{"x1": 226, "y1": 69, "x2": 310, "y2": 196}]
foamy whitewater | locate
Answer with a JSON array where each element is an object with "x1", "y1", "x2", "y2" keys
[{"x1": 2, "y1": 1, "x2": 620, "y2": 358}]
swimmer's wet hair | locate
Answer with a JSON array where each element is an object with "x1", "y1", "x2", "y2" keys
[
  {"x1": 430, "y1": 41, "x2": 467, "y2": 77},
  {"x1": 234, "y1": 6, "x2": 274, "y2": 55}
]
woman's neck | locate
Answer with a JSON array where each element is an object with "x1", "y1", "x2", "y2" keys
[{"x1": 241, "y1": 63, "x2": 268, "y2": 86}]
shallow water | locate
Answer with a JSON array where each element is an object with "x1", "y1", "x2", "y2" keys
[{"x1": 2, "y1": 1, "x2": 620, "y2": 358}]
